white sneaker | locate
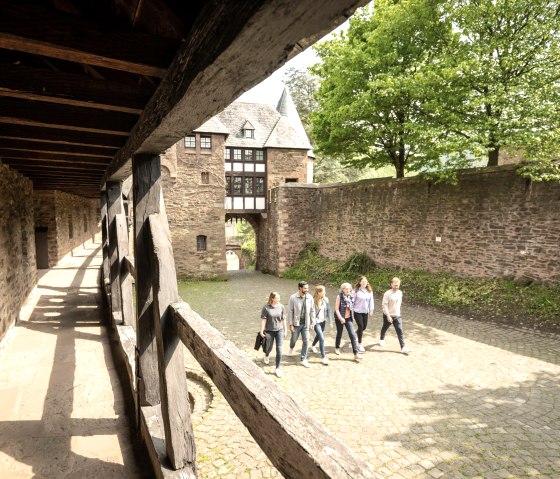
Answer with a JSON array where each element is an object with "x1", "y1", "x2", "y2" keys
[
  {"x1": 301, "y1": 359, "x2": 311, "y2": 368},
  {"x1": 401, "y1": 346, "x2": 411, "y2": 354},
  {"x1": 334, "y1": 348, "x2": 341, "y2": 355},
  {"x1": 358, "y1": 344, "x2": 365, "y2": 353},
  {"x1": 275, "y1": 368, "x2": 283, "y2": 378},
  {"x1": 378, "y1": 339, "x2": 385, "y2": 347},
  {"x1": 289, "y1": 348, "x2": 294, "y2": 355},
  {"x1": 311, "y1": 346, "x2": 318, "y2": 354},
  {"x1": 263, "y1": 356, "x2": 270, "y2": 365},
  {"x1": 322, "y1": 357, "x2": 329, "y2": 366},
  {"x1": 353, "y1": 354, "x2": 361, "y2": 362}
]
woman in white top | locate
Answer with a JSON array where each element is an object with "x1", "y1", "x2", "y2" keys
[
  {"x1": 379, "y1": 277, "x2": 411, "y2": 354},
  {"x1": 352, "y1": 275, "x2": 374, "y2": 352},
  {"x1": 310, "y1": 285, "x2": 332, "y2": 365}
]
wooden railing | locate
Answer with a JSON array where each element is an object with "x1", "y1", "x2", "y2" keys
[{"x1": 100, "y1": 154, "x2": 375, "y2": 479}]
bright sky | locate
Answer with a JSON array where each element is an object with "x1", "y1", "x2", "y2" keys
[{"x1": 236, "y1": 20, "x2": 350, "y2": 105}]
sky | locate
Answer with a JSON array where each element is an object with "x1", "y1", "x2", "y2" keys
[{"x1": 235, "y1": 20, "x2": 350, "y2": 106}]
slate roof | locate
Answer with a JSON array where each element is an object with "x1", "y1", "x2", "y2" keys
[{"x1": 195, "y1": 88, "x2": 312, "y2": 151}]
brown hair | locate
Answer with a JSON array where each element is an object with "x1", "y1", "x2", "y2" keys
[
  {"x1": 313, "y1": 285, "x2": 326, "y2": 307},
  {"x1": 268, "y1": 291, "x2": 280, "y2": 305},
  {"x1": 354, "y1": 275, "x2": 372, "y2": 292}
]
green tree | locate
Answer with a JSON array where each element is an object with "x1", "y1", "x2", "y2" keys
[
  {"x1": 311, "y1": 0, "x2": 458, "y2": 178},
  {"x1": 444, "y1": 0, "x2": 560, "y2": 171}
]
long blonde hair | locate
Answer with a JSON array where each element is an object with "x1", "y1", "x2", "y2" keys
[
  {"x1": 268, "y1": 291, "x2": 280, "y2": 305},
  {"x1": 313, "y1": 285, "x2": 326, "y2": 307}
]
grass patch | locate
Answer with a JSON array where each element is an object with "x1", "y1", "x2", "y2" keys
[{"x1": 282, "y1": 242, "x2": 560, "y2": 325}]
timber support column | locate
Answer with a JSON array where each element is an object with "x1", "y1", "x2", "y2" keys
[
  {"x1": 107, "y1": 181, "x2": 124, "y2": 322},
  {"x1": 100, "y1": 190, "x2": 110, "y2": 288},
  {"x1": 133, "y1": 153, "x2": 195, "y2": 471}
]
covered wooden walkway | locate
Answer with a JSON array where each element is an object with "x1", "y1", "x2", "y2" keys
[{"x1": 0, "y1": 241, "x2": 147, "y2": 478}]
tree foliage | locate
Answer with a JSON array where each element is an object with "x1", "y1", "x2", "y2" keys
[{"x1": 310, "y1": 0, "x2": 560, "y2": 180}]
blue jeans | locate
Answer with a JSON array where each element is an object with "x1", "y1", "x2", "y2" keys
[
  {"x1": 265, "y1": 329, "x2": 285, "y2": 369},
  {"x1": 289, "y1": 325, "x2": 309, "y2": 361},
  {"x1": 335, "y1": 318, "x2": 359, "y2": 354},
  {"x1": 312, "y1": 321, "x2": 327, "y2": 358},
  {"x1": 380, "y1": 314, "x2": 405, "y2": 349}
]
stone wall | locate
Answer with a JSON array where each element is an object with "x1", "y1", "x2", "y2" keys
[
  {"x1": 33, "y1": 190, "x2": 99, "y2": 267},
  {"x1": 162, "y1": 136, "x2": 228, "y2": 280},
  {"x1": 0, "y1": 163, "x2": 37, "y2": 342},
  {"x1": 261, "y1": 166, "x2": 560, "y2": 285},
  {"x1": 267, "y1": 148, "x2": 309, "y2": 189},
  {"x1": 53, "y1": 191, "x2": 99, "y2": 261}
]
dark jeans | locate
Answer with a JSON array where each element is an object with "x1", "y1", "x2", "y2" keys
[
  {"x1": 380, "y1": 314, "x2": 405, "y2": 349},
  {"x1": 289, "y1": 325, "x2": 309, "y2": 361},
  {"x1": 312, "y1": 321, "x2": 327, "y2": 357},
  {"x1": 265, "y1": 329, "x2": 285, "y2": 369},
  {"x1": 354, "y1": 312, "x2": 369, "y2": 343},
  {"x1": 335, "y1": 318, "x2": 358, "y2": 354}
]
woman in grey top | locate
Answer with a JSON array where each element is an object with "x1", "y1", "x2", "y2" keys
[{"x1": 260, "y1": 291, "x2": 288, "y2": 377}]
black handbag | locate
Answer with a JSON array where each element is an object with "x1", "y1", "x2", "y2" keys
[{"x1": 254, "y1": 332, "x2": 264, "y2": 351}]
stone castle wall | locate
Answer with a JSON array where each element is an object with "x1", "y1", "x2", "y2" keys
[
  {"x1": 34, "y1": 190, "x2": 99, "y2": 267},
  {"x1": 261, "y1": 166, "x2": 560, "y2": 285},
  {"x1": 0, "y1": 163, "x2": 36, "y2": 341},
  {"x1": 162, "y1": 136, "x2": 228, "y2": 280},
  {"x1": 266, "y1": 148, "x2": 309, "y2": 189}
]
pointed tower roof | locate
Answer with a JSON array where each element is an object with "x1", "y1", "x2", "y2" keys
[{"x1": 275, "y1": 86, "x2": 313, "y2": 156}]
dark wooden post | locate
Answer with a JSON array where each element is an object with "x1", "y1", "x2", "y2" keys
[
  {"x1": 107, "y1": 181, "x2": 123, "y2": 322},
  {"x1": 132, "y1": 153, "x2": 195, "y2": 471},
  {"x1": 100, "y1": 190, "x2": 110, "y2": 288},
  {"x1": 132, "y1": 154, "x2": 161, "y2": 407}
]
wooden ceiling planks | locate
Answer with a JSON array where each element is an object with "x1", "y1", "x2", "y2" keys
[{"x1": 0, "y1": 0, "x2": 366, "y2": 198}]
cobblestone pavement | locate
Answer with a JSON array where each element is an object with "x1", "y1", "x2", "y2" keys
[{"x1": 180, "y1": 272, "x2": 560, "y2": 479}]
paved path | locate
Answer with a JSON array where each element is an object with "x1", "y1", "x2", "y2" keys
[
  {"x1": 181, "y1": 273, "x2": 560, "y2": 479},
  {"x1": 0, "y1": 242, "x2": 147, "y2": 479}
]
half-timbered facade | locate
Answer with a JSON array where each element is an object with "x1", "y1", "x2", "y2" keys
[{"x1": 161, "y1": 88, "x2": 313, "y2": 279}]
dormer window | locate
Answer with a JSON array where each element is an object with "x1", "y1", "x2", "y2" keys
[{"x1": 242, "y1": 120, "x2": 255, "y2": 139}]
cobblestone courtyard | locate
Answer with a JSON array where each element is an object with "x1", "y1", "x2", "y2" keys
[{"x1": 181, "y1": 273, "x2": 560, "y2": 479}]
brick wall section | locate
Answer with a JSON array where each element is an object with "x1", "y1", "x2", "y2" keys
[
  {"x1": 163, "y1": 136, "x2": 228, "y2": 280},
  {"x1": 0, "y1": 163, "x2": 36, "y2": 341},
  {"x1": 262, "y1": 166, "x2": 560, "y2": 284},
  {"x1": 266, "y1": 148, "x2": 309, "y2": 189}
]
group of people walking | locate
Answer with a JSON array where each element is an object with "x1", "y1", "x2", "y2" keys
[{"x1": 259, "y1": 276, "x2": 410, "y2": 378}]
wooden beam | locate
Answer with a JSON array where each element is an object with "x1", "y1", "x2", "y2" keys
[
  {"x1": 100, "y1": 190, "x2": 111, "y2": 287},
  {"x1": 2, "y1": 159, "x2": 108, "y2": 171},
  {"x1": 0, "y1": 63, "x2": 153, "y2": 114},
  {"x1": 0, "y1": 97, "x2": 136, "y2": 135},
  {"x1": 0, "y1": 124, "x2": 125, "y2": 149},
  {"x1": 133, "y1": 153, "x2": 162, "y2": 407},
  {"x1": 103, "y1": 0, "x2": 368, "y2": 181},
  {"x1": 0, "y1": 138, "x2": 117, "y2": 157},
  {"x1": 107, "y1": 181, "x2": 124, "y2": 320},
  {"x1": 148, "y1": 212, "x2": 195, "y2": 471},
  {"x1": 0, "y1": 2, "x2": 178, "y2": 77},
  {"x1": 172, "y1": 302, "x2": 375, "y2": 479},
  {"x1": 0, "y1": 149, "x2": 111, "y2": 163}
]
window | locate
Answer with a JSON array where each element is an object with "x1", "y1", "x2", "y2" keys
[
  {"x1": 244, "y1": 177, "x2": 254, "y2": 195},
  {"x1": 225, "y1": 148, "x2": 231, "y2": 160},
  {"x1": 83, "y1": 214, "x2": 88, "y2": 232},
  {"x1": 243, "y1": 128, "x2": 254, "y2": 138},
  {"x1": 233, "y1": 149, "x2": 241, "y2": 160},
  {"x1": 201, "y1": 172, "x2": 210, "y2": 184},
  {"x1": 244, "y1": 149, "x2": 253, "y2": 161},
  {"x1": 225, "y1": 176, "x2": 231, "y2": 195},
  {"x1": 285, "y1": 178, "x2": 298, "y2": 183},
  {"x1": 68, "y1": 215, "x2": 73, "y2": 239},
  {"x1": 200, "y1": 136, "x2": 211, "y2": 149},
  {"x1": 196, "y1": 235, "x2": 207, "y2": 252},
  {"x1": 184, "y1": 135, "x2": 196, "y2": 148},
  {"x1": 255, "y1": 150, "x2": 264, "y2": 161},
  {"x1": 233, "y1": 176, "x2": 243, "y2": 195},
  {"x1": 255, "y1": 177, "x2": 265, "y2": 195}
]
